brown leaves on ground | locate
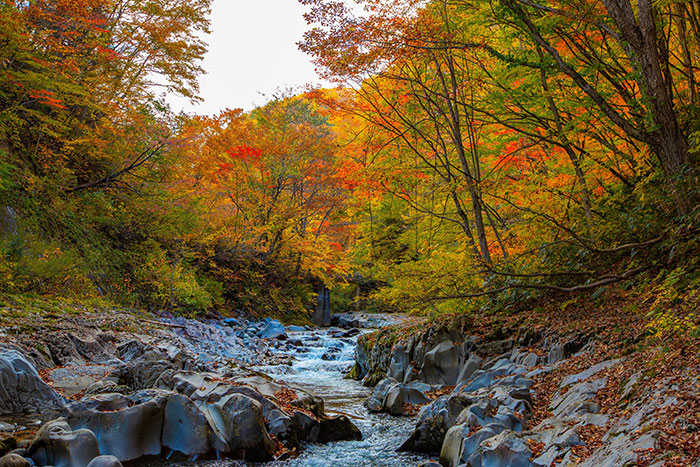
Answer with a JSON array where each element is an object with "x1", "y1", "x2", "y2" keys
[
  {"x1": 272, "y1": 387, "x2": 316, "y2": 419},
  {"x1": 526, "y1": 438, "x2": 545, "y2": 459},
  {"x1": 426, "y1": 385, "x2": 454, "y2": 400}
]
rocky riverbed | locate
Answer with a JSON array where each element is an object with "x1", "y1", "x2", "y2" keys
[{"x1": 0, "y1": 307, "x2": 696, "y2": 466}]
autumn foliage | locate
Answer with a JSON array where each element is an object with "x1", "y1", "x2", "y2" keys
[{"x1": 2, "y1": 0, "x2": 700, "y2": 322}]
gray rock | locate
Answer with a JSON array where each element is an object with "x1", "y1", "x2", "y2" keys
[
  {"x1": 318, "y1": 416, "x2": 362, "y2": 443},
  {"x1": 260, "y1": 320, "x2": 287, "y2": 340},
  {"x1": 456, "y1": 354, "x2": 482, "y2": 384},
  {"x1": 421, "y1": 341, "x2": 461, "y2": 386},
  {"x1": 439, "y1": 423, "x2": 472, "y2": 467},
  {"x1": 579, "y1": 430, "x2": 659, "y2": 467},
  {"x1": 63, "y1": 391, "x2": 167, "y2": 462},
  {"x1": 162, "y1": 393, "x2": 220, "y2": 456},
  {"x1": 204, "y1": 393, "x2": 276, "y2": 460},
  {"x1": 464, "y1": 429, "x2": 532, "y2": 467},
  {"x1": 399, "y1": 393, "x2": 472, "y2": 453},
  {"x1": 550, "y1": 378, "x2": 607, "y2": 418},
  {"x1": 0, "y1": 349, "x2": 65, "y2": 415},
  {"x1": 388, "y1": 344, "x2": 410, "y2": 383},
  {"x1": 560, "y1": 359, "x2": 623, "y2": 388},
  {"x1": 384, "y1": 384, "x2": 432, "y2": 415},
  {"x1": 112, "y1": 356, "x2": 175, "y2": 390},
  {"x1": 293, "y1": 411, "x2": 320, "y2": 443},
  {"x1": 366, "y1": 378, "x2": 400, "y2": 412},
  {"x1": 86, "y1": 456, "x2": 123, "y2": 467},
  {"x1": 27, "y1": 419, "x2": 100, "y2": 467},
  {"x1": 267, "y1": 409, "x2": 298, "y2": 448}
]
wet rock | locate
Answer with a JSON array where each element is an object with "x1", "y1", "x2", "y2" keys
[
  {"x1": 207, "y1": 393, "x2": 276, "y2": 461},
  {"x1": 287, "y1": 325, "x2": 307, "y2": 332},
  {"x1": 27, "y1": 419, "x2": 100, "y2": 467},
  {"x1": 0, "y1": 454, "x2": 29, "y2": 467},
  {"x1": 0, "y1": 348, "x2": 65, "y2": 415},
  {"x1": 318, "y1": 416, "x2": 362, "y2": 443},
  {"x1": 293, "y1": 411, "x2": 320, "y2": 443},
  {"x1": 63, "y1": 390, "x2": 167, "y2": 461},
  {"x1": 341, "y1": 328, "x2": 361, "y2": 338},
  {"x1": 330, "y1": 314, "x2": 361, "y2": 329},
  {"x1": 321, "y1": 347, "x2": 342, "y2": 361},
  {"x1": 267, "y1": 409, "x2": 299, "y2": 448},
  {"x1": 86, "y1": 456, "x2": 123, "y2": 467},
  {"x1": 162, "y1": 393, "x2": 221, "y2": 456},
  {"x1": 366, "y1": 378, "x2": 400, "y2": 412},
  {"x1": 260, "y1": 320, "x2": 287, "y2": 340}
]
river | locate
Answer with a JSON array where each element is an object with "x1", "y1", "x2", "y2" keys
[{"x1": 149, "y1": 327, "x2": 431, "y2": 467}]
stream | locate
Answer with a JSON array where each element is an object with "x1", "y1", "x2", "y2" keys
[
  {"x1": 150, "y1": 327, "x2": 431, "y2": 467},
  {"x1": 260, "y1": 329, "x2": 429, "y2": 467}
]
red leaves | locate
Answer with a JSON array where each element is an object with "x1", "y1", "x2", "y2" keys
[
  {"x1": 29, "y1": 89, "x2": 66, "y2": 109},
  {"x1": 226, "y1": 144, "x2": 263, "y2": 161}
]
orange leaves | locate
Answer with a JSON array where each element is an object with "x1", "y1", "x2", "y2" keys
[
  {"x1": 225, "y1": 144, "x2": 263, "y2": 163},
  {"x1": 28, "y1": 89, "x2": 66, "y2": 110}
]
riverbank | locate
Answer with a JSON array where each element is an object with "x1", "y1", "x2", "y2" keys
[
  {"x1": 1, "y1": 286, "x2": 699, "y2": 466},
  {"x1": 349, "y1": 285, "x2": 700, "y2": 466}
]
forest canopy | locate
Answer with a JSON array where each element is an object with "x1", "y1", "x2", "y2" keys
[{"x1": 1, "y1": 0, "x2": 699, "y2": 322}]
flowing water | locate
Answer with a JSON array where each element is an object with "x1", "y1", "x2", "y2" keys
[
  {"x1": 259, "y1": 329, "x2": 430, "y2": 467},
  {"x1": 151, "y1": 327, "x2": 431, "y2": 467}
]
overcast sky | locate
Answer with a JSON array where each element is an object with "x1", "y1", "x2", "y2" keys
[{"x1": 167, "y1": 0, "x2": 327, "y2": 115}]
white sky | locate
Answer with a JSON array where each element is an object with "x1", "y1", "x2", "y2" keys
[{"x1": 167, "y1": 0, "x2": 327, "y2": 115}]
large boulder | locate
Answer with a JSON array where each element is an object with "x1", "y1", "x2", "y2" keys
[
  {"x1": 463, "y1": 430, "x2": 532, "y2": 467},
  {"x1": 366, "y1": 378, "x2": 400, "y2": 412},
  {"x1": 421, "y1": 340, "x2": 463, "y2": 385},
  {"x1": 293, "y1": 411, "x2": 321, "y2": 443},
  {"x1": 259, "y1": 320, "x2": 287, "y2": 340},
  {"x1": 27, "y1": 419, "x2": 100, "y2": 467},
  {"x1": 387, "y1": 344, "x2": 411, "y2": 382},
  {"x1": 63, "y1": 391, "x2": 167, "y2": 462},
  {"x1": 399, "y1": 393, "x2": 473, "y2": 453},
  {"x1": 162, "y1": 393, "x2": 222, "y2": 456},
  {"x1": 384, "y1": 383, "x2": 432, "y2": 415},
  {"x1": 203, "y1": 393, "x2": 276, "y2": 461},
  {"x1": 318, "y1": 416, "x2": 362, "y2": 443},
  {"x1": 0, "y1": 349, "x2": 65, "y2": 415}
]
